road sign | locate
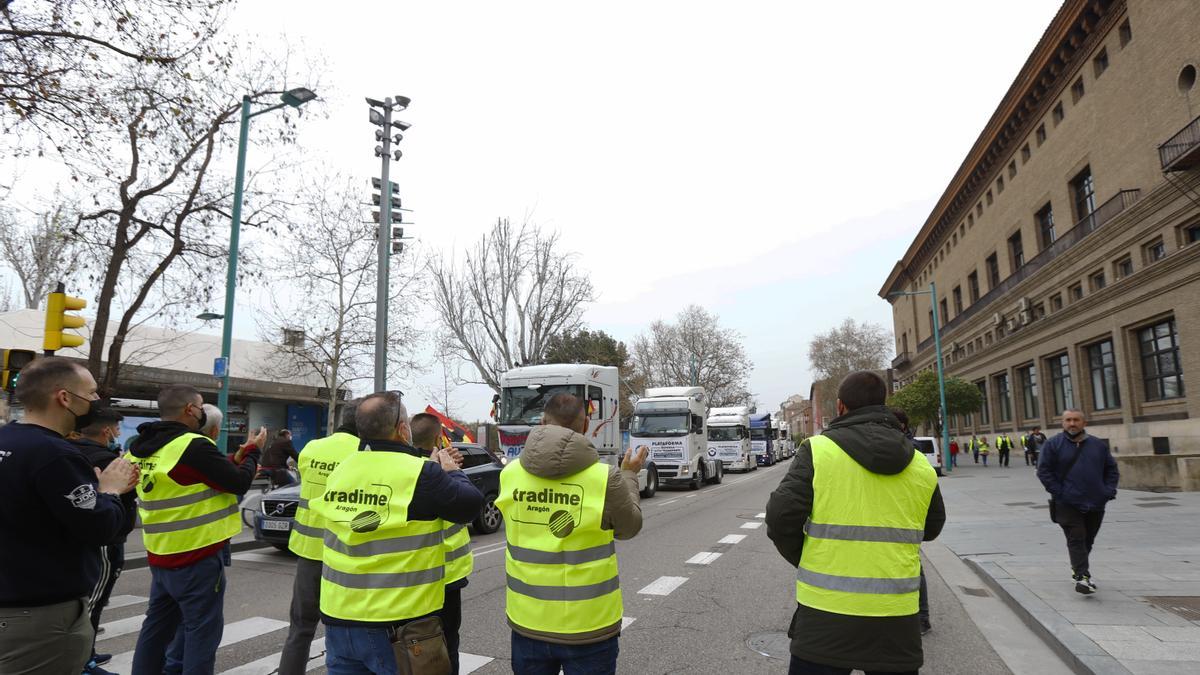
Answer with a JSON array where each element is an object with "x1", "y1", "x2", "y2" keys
[{"x1": 213, "y1": 356, "x2": 229, "y2": 378}]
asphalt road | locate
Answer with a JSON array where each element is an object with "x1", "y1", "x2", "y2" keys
[{"x1": 100, "y1": 461, "x2": 1025, "y2": 674}]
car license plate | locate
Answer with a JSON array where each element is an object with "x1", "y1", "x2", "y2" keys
[{"x1": 261, "y1": 519, "x2": 291, "y2": 532}]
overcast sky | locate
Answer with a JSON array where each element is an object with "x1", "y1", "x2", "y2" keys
[{"x1": 5, "y1": 1, "x2": 1065, "y2": 421}]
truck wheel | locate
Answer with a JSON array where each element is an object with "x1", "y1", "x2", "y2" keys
[
  {"x1": 706, "y1": 461, "x2": 723, "y2": 485},
  {"x1": 640, "y1": 468, "x2": 658, "y2": 499},
  {"x1": 690, "y1": 465, "x2": 703, "y2": 490}
]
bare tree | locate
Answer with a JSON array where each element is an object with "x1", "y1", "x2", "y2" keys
[
  {"x1": 631, "y1": 305, "x2": 753, "y2": 407},
  {"x1": 257, "y1": 175, "x2": 425, "y2": 431},
  {"x1": 430, "y1": 218, "x2": 595, "y2": 392},
  {"x1": 807, "y1": 318, "x2": 892, "y2": 419},
  {"x1": 0, "y1": 203, "x2": 77, "y2": 308}
]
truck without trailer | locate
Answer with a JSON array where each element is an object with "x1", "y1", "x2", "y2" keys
[
  {"x1": 707, "y1": 406, "x2": 754, "y2": 472},
  {"x1": 630, "y1": 386, "x2": 722, "y2": 489},
  {"x1": 774, "y1": 416, "x2": 795, "y2": 459},
  {"x1": 495, "y1": 363, "x2": 656, "y2": 497},
  {"x1": 749, "y1": 412, "x2": 777, "y2": 466}
]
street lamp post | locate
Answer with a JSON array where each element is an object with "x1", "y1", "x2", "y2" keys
[
  {"x1": 216, "y1": 88, "x2": 316, "y2": 452},
  {"x1": 888, "y1": 282, "x2": 953, "y2": 474}
]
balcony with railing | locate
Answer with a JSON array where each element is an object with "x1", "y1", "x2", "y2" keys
[
  {"x1": 1160, "y1": 115, "x2": 1200, "y2": 171},
  {"x1": 912, "y1": 189, "x2": 1141, "y2": 356},
  {"x1": 892, "y1": 351, "x2": 911, "y2": 369}
]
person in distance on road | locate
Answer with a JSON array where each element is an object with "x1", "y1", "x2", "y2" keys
[
  {"x1": 72, "y1": 407, "x2": 138, "y2": 674},
  {"x1": 127, "y1": 384, "x2": 265, "y2": 675},
  {"x1": 1036, "y1": 409, "x2": 1118, "y2": 595},
  {"x1": 497, "y1": 393, "x2": 647, "y2": 675},
  {"x1": 313, "y1": 391, "x2": 482, "y2": 674},
  {"x1": 409, "y1": 411, "x2": 473, "y2": 675},
  {"x1": 766, "y1": 371, "x2": 946, "y2": 675},
  {"x1": 979, "y1": 436, "x2": 991, "y2": 466},
  {"x1": 0, "y1": 357, "x2": 138, "y2": 675},
  {"x1": 263, "y1": 428, "x2": 300, "y2": 488}
]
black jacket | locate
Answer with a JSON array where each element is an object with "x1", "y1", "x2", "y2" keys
[
  {"x1": 0, "y1": 422, "x2": 129, "y2": 606},
  {"x1": 263, "y1": 437, "x2": 299, "y2": 469},
  {"x1": 72, "y1": 437, "x2": 138, "y2": 542},
  {"x1": 1037, "y1": 432, "x2": 1118, "y2": 511},
  {"x1": 766, "y1": 405, "x2": 946, "y2": 672}
]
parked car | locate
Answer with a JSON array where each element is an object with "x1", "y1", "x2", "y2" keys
[
  {"x1": 912, "y1": 436, "x2": 944, "y2": 476},
  {"x1": 250, "y1": 442, "x2": 506, "y2": 550}
]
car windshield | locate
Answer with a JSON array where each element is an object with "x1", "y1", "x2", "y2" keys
[
  {"x1": 750, "y1": 428, "x2": 767, "y2": 440},
  {"x1": 708, "y1": 426, "x2": 740, "y2": 441},
  {"x1": 499, "y1": 384, "x2": 584, "y2": 424},
  {"x1": 632, "y1": 414, "x2": 689, "y2": 436}
]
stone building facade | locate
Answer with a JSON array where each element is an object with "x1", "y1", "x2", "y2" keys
[{"x1": 879, "y1": 0, "x2": 1200, "y2": 484}]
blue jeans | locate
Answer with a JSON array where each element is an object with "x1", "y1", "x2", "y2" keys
[
  {"x1": 131, "y1": 553, "x2": 227, "y2": 675},
  {"x1": 325, "y1": 625, "x2": 399, "y2": 675},
  {"x1": 510, "y1": 631, "x2": 619, "y2": 675}
]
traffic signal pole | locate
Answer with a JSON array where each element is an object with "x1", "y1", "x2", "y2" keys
[{"x1": 374, "y1": 103, "x2": 393, "y2": 393}]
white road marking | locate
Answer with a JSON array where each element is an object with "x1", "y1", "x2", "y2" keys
[
  {"x1": 686, "y1": 552, "x2": 722, "y2": 565},
  {"x1": 621, "y1": 616, "x2": 636, "y2": 630},
  {"x1": 740, "y1": 521, "x2": 763, "y2": 529},
  {"x1": 718, "y1": 534, "x2": 747, "y2": 544},
  {"x1": 97, "y1": 614, "x2": 144, "y2": 641},
  {"x1": 461, "y1": 653, "x2": 495, "y2": 673},
  {"x1": 232, "y1": 551, "x2": 292, "y2": 565},
  {"x1": 108, "y1": 616, "x2": 289, "y2": 673},
  {"x1": 638, "y1": 576, "x2": 689, "y2": 596},
  {"x1": 754, "y1": 512, "x2": 766, "y2": 518},
  {"x1": 472, "y1": 542, "x2": 508, "y2": 557},
  {"x1": 105, "y1": 594, "x2": 148, "y2": 609},
  {"x1": 683, "y1": 494, "x2": 696, "y2": 499},
  {"x1": 659, "y1": 499, "x2": 678, "y2": 505},
  {"x1": 220, "y1": 637, "x2": 327, "y2": 674}
]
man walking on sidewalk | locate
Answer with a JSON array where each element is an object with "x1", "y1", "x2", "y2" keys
[
  {"x1": 1036, "y1": 409, "x2": 1119, "y2": 595},
  {"x1": 997, "y1": 434, "x2": 1011, "y2": 467},
  {"x1": 1025, "y1": 426, "x2": 1046, "y2": 466}
]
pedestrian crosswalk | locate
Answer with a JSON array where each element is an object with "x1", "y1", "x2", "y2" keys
[{"x1": 96, "y1": 595, "x2": 495, "y2": 674}]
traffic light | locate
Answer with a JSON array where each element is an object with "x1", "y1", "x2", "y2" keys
[
  {"x1": 44, "y1": 285, "x2": 88, "y2": 353},
  {"x1": 2, "y1": 349, "x2": 36, "y2": 392}
]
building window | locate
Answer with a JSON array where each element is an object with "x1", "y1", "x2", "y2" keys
[
  {"x1": 976, "y1": 380, "x2": 990, "y2": 425},
  {"x1": 1069, "y1": 282, "x2": 1084, "y2": 302},
  {"x1": 282, "y1": 328, "x2": 306, "y2": 348},
  {"x1": 976, "y1": 202, "x2": 984, "y2": 217},
  {"x1": 986, "y1": 190, "x2": 994, "y2": 206},
  {"x1": 1021, "y1": 143, "x2": 1032, "y2": 162},
  {"x1": 1093, "y1": 48, "x2": 1109, "y2": 77},
  {"x1": 985, "y1": 332, "x2": 994, "y2": 346},
  {"x1": 1114, "y1": 256, "x2": 1133, "y2": 280},
  {"x1": 995, "y1": 373, "x2": 1013, "y2": 423},
  {"x1": 986, "y1": 253, "x2": 1001, "y2": 289},
  {"x1": 1052, "y1": 102, "x2": 1065, "y2": 125},
  {"x1": 997, "y1": 176, "x2": 1005, "y2": 194},
  {"x1": 1047, "y1": 353, "x2": 1075, "y2": 414},
  {"x1": 1050, "y1": 293, "x2": 1063, "y2": 311},
  {"x1": 1008, "y1": 231, "x2": 1025, "y2": 271},
  {"x1": 1008, "y1": 161, "x2": 1017, "y2": 179},
  {"x1": 1143, "y1": 237, "x2": 1166, "y2": 264},
  {"x1": 928, "y1": 310, "x2": 934, "y2": 336},
  {"x1": 1087, "y1": 339, "x2": 1121, "y2": 411},
  {"x1": 1089, "y1": 270, "x2": 1106, "y2": 291},
  {"x1": 1139, "y1": 318, "x2": 1184, "y2": 401},
  {"x1": 953, "y1": 286, "x2": 963, "y2": 315},
  {"x1": 968, "y1": 213, "x2": 974, "y2": 228},
  {"x1": 1181, "y1": 222, "x2": 1200, "y2": 246},
  {"x1": 1119, "y1": 19, "x2": 1132, "y2": 48},
  {"x1": 1036, "y1": 202, "x2": 1055, "y2": 249},
  {"x1": 967, "y1": 271, "x2": 980, "y2": 303},
  {"x1": 1018, "y1": 364, "x2": 1040, "y2": 420},
  {"x1": 1071, "y1": 167, "x2": 1096, "y2": 223},
  {"x1": 1036, "y1": 124, "x2": 1047, "y2": 146},
  {"x1": 1071, "y1": 77, "x2": 1086, "y2": 103},
  {"x1": 939, "y1": 298, "x2": 949, "y2": 325},
  {"x1": 1032, "y1": 302, "x2": 1046, "y2": 321}
]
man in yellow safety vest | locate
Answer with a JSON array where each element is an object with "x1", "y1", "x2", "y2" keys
[
  {"x1": 766, "y1": 371, "x2": 946, "y2": 675},
  {"x1": 497, "y1": 393, "x2": 648, "y2": 675}
]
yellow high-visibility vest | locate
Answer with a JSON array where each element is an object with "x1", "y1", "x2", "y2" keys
[
  {"x1": 288, "y1": 432, "x2": 360, "y2": 560},
  {"x1": 497, "y1": 459, "x2": 620, "y2": 634},
  {"x1": 314, "y1": 449, "x2": 445, "y2": 623},
  {"x1": 132, "y1": 432, "x2": 240, "y2": 555},
  {"x1": 796, "y1": 434, "x2": 937, "y2": 617},
  {"x1": 444, "y1": 520, "x2": 473, "y2": 585}
]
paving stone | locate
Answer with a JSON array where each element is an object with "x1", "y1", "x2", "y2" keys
[
  {"x1": 1077, "y1": 625, "x2": 1155, "y2": 642},
  {"x1": 1143, "y1": 625, "x2": 1200, "y2": 642},
  {"x1": 1122, "y1": 660, "x2": 1200, "y2": 675},
  {"x1": 1100, "y1": 640, "x2": 1200, "y2": 660}
]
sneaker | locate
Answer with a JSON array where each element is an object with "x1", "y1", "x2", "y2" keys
[
  {"x1": 1074, "y1": 575, "x2": 1096, "y2": 595},
  {"x1": 920, "y1": 618, "x2": 933, "y2": 635},
  {"x1": 83, "y1": 660, "x2": 116, "y2": 675},
  {"x1": 92, "y1": 654, "x2": 112, "y2": 666}
]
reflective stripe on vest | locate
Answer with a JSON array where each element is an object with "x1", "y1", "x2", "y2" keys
[
  {"x1": 288, "y1": 432, "x2": 360, "y2": 559},
  {"x1": 132, "y1": 432, "x2": 240, "y2": 555},
  {"x1": 796, "y1": 434, "x2": 937, "y2": 617},
  {"x1": 444, "y1": 521, "x2": 474, "y2": 584},
  {"x1": 496, "y1": 458, "x2": 620, "y2": 635},
  {"x1": 313, "y1": 450, "x2": 445, "y2": 623}
]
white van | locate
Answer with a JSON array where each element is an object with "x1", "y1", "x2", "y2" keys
[{"x1": 912, "y1": 436, "x2": 943, "y2": 476}]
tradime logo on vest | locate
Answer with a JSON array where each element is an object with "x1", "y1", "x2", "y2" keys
[
  {"x1": 324, "y1": 484, "x2": 394, "y2": 528},
  {"x1": 351, "y1": 510, "x2": 382, "y2": 533},
  {"x1": 308, "y1": 458, "x2": 340, "y2": 473},
  {"x1": 510, "y1": 482, "x2": 585, "y2": 537}
]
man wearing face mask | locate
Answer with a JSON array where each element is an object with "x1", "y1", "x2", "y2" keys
[
  {"x1": 0, "y1": 357, "x2": 138, "y2": 675},
  {"x1": 127, "y1": 384, "x2": 266, "y2": 674},
  {"x1": 72, "y1": 408, "x2": 138, "y2": 674}
]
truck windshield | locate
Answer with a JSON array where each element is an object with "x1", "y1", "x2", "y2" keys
[
  {"x1": 499, "y1": 384, "x2": 585, "y2": 424},
  {"x1": 750, "y1": 428, "x2": 767, "y2": 440},
  {"x1": 708, "y1": 426, "x2": 740, "y2": 442},
  {"x1": 632, "y1": 414, "x2": 689, "y2": 436}
]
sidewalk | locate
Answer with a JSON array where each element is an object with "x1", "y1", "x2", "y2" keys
[{"x1": 937, "y1": 460, "x2": 1200, "y2": 675}]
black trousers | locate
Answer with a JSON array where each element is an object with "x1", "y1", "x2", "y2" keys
[
  {"x1": 89, "y1": 542, "x2": 125, "y2": 655},
  {"x1": 789, "y1": 656, "x2": 916, "y2": 675},
  {"x1": 439, "y1": 586, "x2": 463, "y2": 675},
  {"x1": 1057, "y1": 503, "x2": 1105, "y2": 578},
  {"x1": 998, "y1": 448, "x2": 1010, "y2": 466},
  {"x1": 279, "y1": 556, "x2": 322, "y2": 675}
]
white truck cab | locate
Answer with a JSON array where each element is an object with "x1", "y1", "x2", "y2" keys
[
  {"x1": 495, "y1": 363, "x2": 656, "y2": 497},
  {"x1": 707, "y1": 405, "x2": 754, "y2": 472},
  {"x1": 631, "y1": 386, "x2": 722, "y2": 490}
]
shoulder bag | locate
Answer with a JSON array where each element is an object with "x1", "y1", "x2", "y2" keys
[{"x1": 390, "y1": 615, "x2": 451, "y2": 675}]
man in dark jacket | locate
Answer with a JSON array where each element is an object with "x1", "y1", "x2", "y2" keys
[
  {"x1": 262, "y1": 429, "x2": 299, "y2": 487},
  {"x1": 0, "y1": 357, "x2": 138, "y2": 674},
  {"x1": 1036, "y1": 409, "x2": 1118, "y2": 594},
  {"x1": 766, "y1": 372, "x2": 946, "y2": 675},
  {"x1": 1025, "y1": 426, "x2": 1047, "y2": 466},
  {"x1": 73, "y1": 407, "x2": 138, "y2": 674}
]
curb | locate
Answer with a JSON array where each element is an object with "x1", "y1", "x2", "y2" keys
[
  {"x1": 964, "y1": 558, "x2": 1133, "y2": 675},
  {"x1": 123, "y1": 538, "x2": 274, "y2": 571}
]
